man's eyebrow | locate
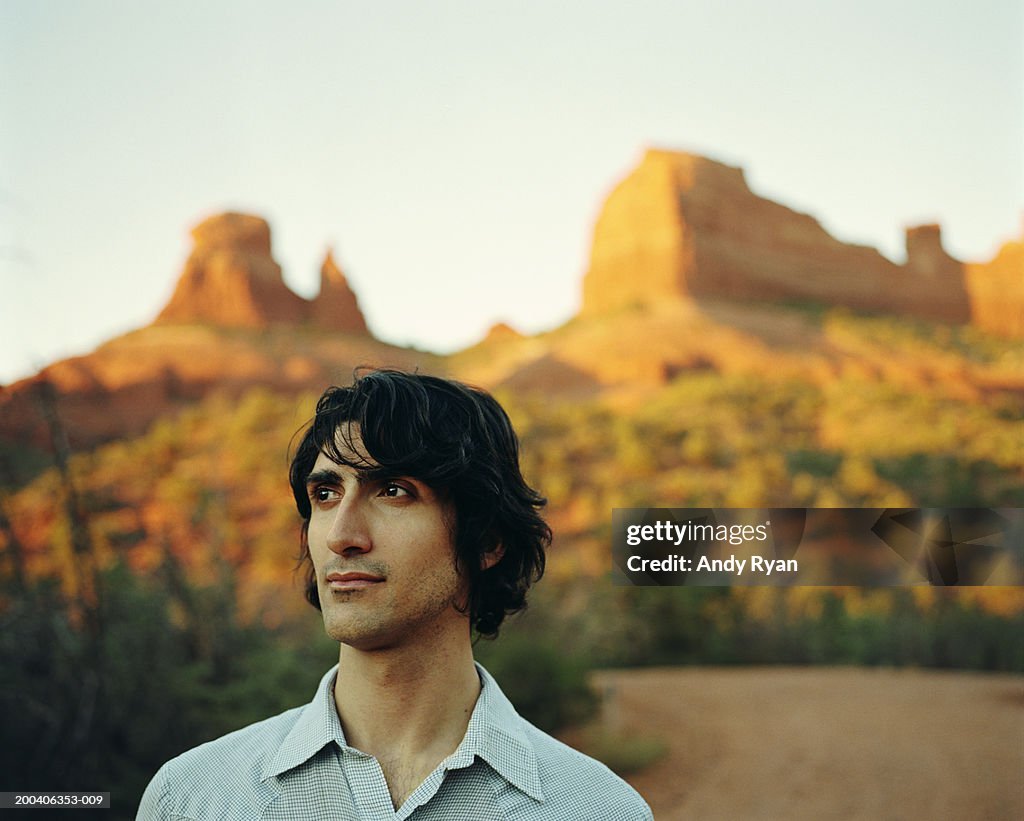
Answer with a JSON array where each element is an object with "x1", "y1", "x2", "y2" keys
[
  {"x1": 305, "y1": 468, "x2": 343, "y2": 487},
  {"x1": 305, "y1": 466, "x2": 390, "y2": 487}
]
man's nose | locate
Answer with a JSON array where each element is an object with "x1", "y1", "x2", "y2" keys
[{"x1": 326, "y1": 496, "x2": 372, "y2": 555}]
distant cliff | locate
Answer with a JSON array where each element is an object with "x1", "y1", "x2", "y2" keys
[
  {"x1": 581, "y1": 149, "x2": 1013, "y2": 331},
  {"x1": 157, "y1": 212, "x2": 368, "y2": 333}
]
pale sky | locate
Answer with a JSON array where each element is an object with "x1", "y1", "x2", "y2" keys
[{"x1": 1, "y1": 0, "x2": 1021, "y2": 385}]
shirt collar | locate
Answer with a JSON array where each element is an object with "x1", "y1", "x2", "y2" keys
[
  {"x1": 262, "y1": 666, "x2": 346, "y2": 781},
  {"x1": 262, "y1": 662, "x2": 544, "y2": 802},
  {"x1": 446, "y1": 663, "x2": 544, "y2": 801}
]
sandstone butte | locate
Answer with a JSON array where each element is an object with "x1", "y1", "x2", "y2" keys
[
  {"x1": 581, "y1": 148, "x2": 1021, "y2": 337},
  {"x1": 157, "y1": 212, "x2": 368, "y2": 332}
]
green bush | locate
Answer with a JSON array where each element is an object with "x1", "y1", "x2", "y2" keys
[
  {"x1": 474, "y1": 628, "x2": 598, "y2": 733},
  {"x1": 0, "y1": 564, "x2": 335, "y2": 820}
]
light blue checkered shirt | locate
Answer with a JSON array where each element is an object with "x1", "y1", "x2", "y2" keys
[{"x1": 137, "y1": 663, "x2": 653, "y2": 820}]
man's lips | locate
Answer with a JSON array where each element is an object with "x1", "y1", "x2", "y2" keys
[{"x1": 325, "y1": 571, "x2": 385, "y2": 591}]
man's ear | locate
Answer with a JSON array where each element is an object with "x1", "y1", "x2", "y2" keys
[{"x1": 481, "y1": 542, "x2": 505, "y2": 571}]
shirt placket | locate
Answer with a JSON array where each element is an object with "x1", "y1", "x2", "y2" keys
[{"x1": 337, "y1": 746, "x2": 399, "y2": 821}]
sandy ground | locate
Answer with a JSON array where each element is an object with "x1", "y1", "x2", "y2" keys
[{"x1": 573, "y1": 667, "x2": 1023, "y2": 821}]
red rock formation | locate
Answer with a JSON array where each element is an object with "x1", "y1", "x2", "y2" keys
[
  {"x1": 905, "y1": 224, "x2": 962, "y2": 280},
  {"x1": 966, "y1": 233, "x2": 1024, "y2": 337},
  {"x1": 310, "y1": 250, "x2": 368, "y2": 334},
  {"x1": 582, "y1": 149, "x2": 971, "y2": 324},
  {"x1": 157, "y1": 213, "x2": 308, "y2": 327},
  {"x1": 156, "y1": 213, "x2": 370, "y2": 334}
]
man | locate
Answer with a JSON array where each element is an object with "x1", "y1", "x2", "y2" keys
[{"x1": 139, "y1": 369, "x2": 652, "y2": 820}]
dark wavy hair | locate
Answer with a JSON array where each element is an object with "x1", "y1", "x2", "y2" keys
[{"x1": 288, "y1": 369, "x2": 550, "y2": 638}]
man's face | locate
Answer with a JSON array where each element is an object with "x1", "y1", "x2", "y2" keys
[{"x1": 304, "y1": 425, "x2": 469, "y2": 651}]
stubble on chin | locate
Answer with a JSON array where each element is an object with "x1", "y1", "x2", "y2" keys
[{"x1": 320, "y1": 585, "x2": 466, "y2": 650}]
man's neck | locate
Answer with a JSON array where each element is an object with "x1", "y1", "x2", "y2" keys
[{"x1": 333, "y1": 636, "x2": 481, "y2": 808}]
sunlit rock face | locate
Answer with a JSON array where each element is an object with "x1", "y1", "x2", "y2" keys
[
  {"x1": 966, "y1": 233, "x2": 1024, "y2": 338},
  {"x1": 157, "y1": 212, "x2": 370, "y2": 333},
  {"x1": 157, "y1": 212, "x2": 308, "y2": 327},
  {"x1": 581, "y1": 149, "x2": 973, "y2": 325},
  {"x1": 310, "y1": 249, "x2": 368, "y2": 334}
]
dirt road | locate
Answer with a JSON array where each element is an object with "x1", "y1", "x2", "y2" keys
[{"x1": 581, "y1": 667, "x2": 1023, "y2": 820}]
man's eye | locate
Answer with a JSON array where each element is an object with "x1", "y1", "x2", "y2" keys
[
  {"x1": 311, "y1": 487, "x2": 338, "y2": 504},
  {"x1": 381, "y1": 483, "x2": 410, "y2": 499}
]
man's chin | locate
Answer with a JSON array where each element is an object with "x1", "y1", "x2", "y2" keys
[{"x1": 321, "y1": 613, "x2": 393, "y2": 650}]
